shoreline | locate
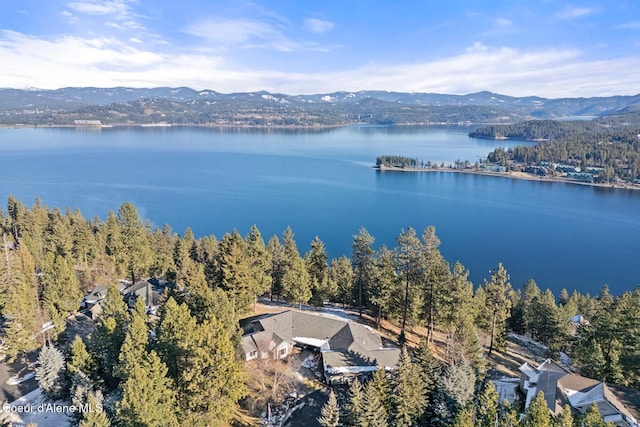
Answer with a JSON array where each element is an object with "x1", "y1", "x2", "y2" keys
[
  {"x1": 0, "y1": 121, "x2": 512, "y2": 130},
  {"x1": 373, "y1": 165, "x2": 640, "y2": 192}
]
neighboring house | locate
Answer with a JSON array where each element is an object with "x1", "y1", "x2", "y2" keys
[
  {"x1": 569, "y1": 314, "x2": 589, "y2": 336},
  {"x1": 122, "y1": 280, "x2": 164, "y2": 313},
  {"x1": 82, "y1": 282, "x2": 129, "y2": 308},
  {"x1": 519, "y1": 359, "x2": 639, "y2": 427},
  {"x1": 241, "y1": 310, "x2": 401, "y2": 384},
  {"x1": 82, "y1": 279, "x2": 164, "y2": 318},
  {"x1": 82, "y1": 285, "x2": 109, "y2": 309}
]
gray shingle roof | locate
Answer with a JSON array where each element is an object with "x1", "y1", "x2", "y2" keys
[{"x1": 246, "y1": 310, "x2": 400, "y2": 371}]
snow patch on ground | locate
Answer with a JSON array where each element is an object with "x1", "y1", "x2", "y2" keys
[
  {"x1": 6, "y1": 371, "x2": 34, "y2": 386},
  {"x1": 507, "y1": 333, "x2": 549, "y2": 352},
  {"x1": 301, "y1": 355, "x2": 317, "y2": 369},
  {"x1": 493, "y1": 377, "x2": 519, "y2": 404},
  {"x1": 1, "y1": 388, "x2": 73, "y2": 427},
  {"x1": 560, "y1": 352, "x2": 573, "y2": 367}
]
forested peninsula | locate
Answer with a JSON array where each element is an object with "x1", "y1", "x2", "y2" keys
[
  {"x1": 1, "y1": 197, "x2": 639, "y2": 426},
  {"x1": 377, "y1": 110, "x2": 640, "y2": 189}
]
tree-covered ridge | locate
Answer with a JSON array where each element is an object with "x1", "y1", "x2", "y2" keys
[
  {"x1": 472, "y1": 112, "x2": 640, "y2": 183},
  {"x1": 1, "y1": 197, "x2": 640, "y2": 425},
  {"x1": 0, "y1": 97, "x2": 522, "y2": 127},
  {"x1": 470, "y1": 119, "x2": 610, "y2": 141}
]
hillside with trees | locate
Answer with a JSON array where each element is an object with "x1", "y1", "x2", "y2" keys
[
  {"x1": 472, "y1": 112, "x2": 640, "y2": 184},
  {"x1": 1, "y1": 197, "x2": 639, "y2": 425},
  {"x1": 2, "y1": 87, "x2": 640, "y2": 127}
]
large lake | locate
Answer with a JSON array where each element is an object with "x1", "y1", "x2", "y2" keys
[{"x1": 1, "y1": 125, "x2": 639, "y2": 296}]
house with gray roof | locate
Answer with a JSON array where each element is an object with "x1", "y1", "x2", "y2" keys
[
  {"x1": 519, "y1": 359, "x2": 639, "y2": 426},
  {"x1": 241, "y1": 311, "x2": 400, "y2": 384}
]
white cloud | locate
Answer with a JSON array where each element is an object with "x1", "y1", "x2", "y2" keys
[
  {"x1": 1, "y1": 30, "x2": 639, "y2": 98},
  {"x1": 495, "y1": 18, "x2": 512, "y2": 27},
  {"x1": 67, "y1": 0, "x2": 132, "y2": 16},
  {"x1": 467, "y1": 41, "x2": 488, "y2": 52},
  {"x1": 303, "y1": 18, "x2": 335, "y2": 34},
  {"x1": 66, "y1": 0, "x2": 144, "y2": 30},
  {"x1": 185, "y1": 17, "x2": 329, "y2": 52},
  {"x1": 554, "y1": 6, "x2": 599, "y2": 20},
  {"x1": 616, "y1": 21, "x2": 640, "y2": 30},
  {"x1": 186, "y1": 18, "x2": 277, "y2": 45}
]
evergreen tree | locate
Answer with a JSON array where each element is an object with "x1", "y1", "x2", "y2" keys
[
  {"x1": 35, "y1": 344, "x2": 66, "y2": 399},
  {"x1": 70, "y1": 371, "x2": 96, "y2": 425},
  {"x1": 352, "y1": 227, "x2": 375, "y2": 316},
  {"x1": 498, "y1": 400, "x2": 521, "y2": 427},
  {"x1": 553, "y1": 405, "x2": 574, "y2": 427},
  {"x1": 217, "y1": 230, "x2": 254, "y2": 315},
  {"x1": 266, "y1": 235, "x2": 284, "y2": 300},
  {"x1": 115, "y1": 350, "x2": 179, "y2": 427},
  {"x1": 66, "y1": 336, "x2": 95, "y2": 385},
  {"x1": 0, "y1": 239, "x2": 40, "y2": 361},
  {"x1": 114, "y1": 298, "x2": 148, "y2": 382},
  {"x1": 44, "y1": 208, "x2": 73, "y2": 257},
  {"x1": 523, "y1": 391, "x2": 552, "y2": 427},
  {"x1": 395, "y1": 227, "x2": 423, "y2": 341},
  {"x1": 345, "y1": 378, "x2": 365, "y2": 426},
  {"x1": 413, "y1": 338, "x2": 440, "y2": 411},
  {"x1": 114, "y1": 202, "x2": 151, "y2": 283},
  {"x1": 518, "y1": 279, "x2": 541, "y2": 336},
  {"x1": 89, "y1": 284, "x2": 128, "y2": 388},
  {"x1": 420, "y1": 226, "x2": 449, "y2": 344},
  {"x1": 581, "y1": 403, "x2": 608, "y2": 427},
  {"x1": 245, "y1": 225, "x2": 272, "y2": 309},
  {"x1": 477, "y1": 381, "x2": 499, "y2": 427},
  {"x1": 40, "y1": 253, "x2": 82, "y2": 333},
  {"x1": 369, "y1": 245, "x2": 396, "y2": 328},
  {"x1": 148, "y1": 224, "x2": 176, "y2": 279},
  {"x1": 155, "y1": 297, "x2": 246, "y2": 425},
  {"x1": 281, "y1": 255, "x2": 311, "y2": 307},
  {"x1": 362, "y1": 381, "x2": 389, "y2": 427},
  {"x1": 480, "y1": 263, "x2": 513, "y2": 357},
  {"x1": 154, "y1": 297, "x2": 193, "y2": 380},
  {"x1": 276, "y1": 227, "x2": 311, "y2": 306},
  {"x1": 440, "y1": 358, "x2": 476, "y2": 417},
  {"x1": 444, "y1": 262, "x2": 484, "y2": 371},
  {"x1": 393, "y1": 347, "x2": 427, "y2": 427},
  {"x1": 453, "y1": 407, "x2": 476, "y2": 427},
  {"x1": 369, "y1": 366, "x2": 392, "y2": 415},
  {"x1": 70, "y1": 208, "x2": 98, "y2": 270},
  {"x1": 78, "y1": 391, "x2": 110, "y2": 427},
  {"x1": 329, "y1": 256, "x2": 353, "y2": 307},
  {"x1": 305, "y1": 236, "x2": 331, "y2": 306},
  {"x1": 529, "y1": 289, "x2": 567, "y2": 353},
  {"x1": 171, "y1": 228, "x2": 195, "y2": 284},
  {"x1": 318, "y1": 389, "x2": 340, "y2": 427}
]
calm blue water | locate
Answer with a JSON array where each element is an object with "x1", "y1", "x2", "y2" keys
[{"x1": 1, "y1": 126, "x2": 639, "y2": 296}]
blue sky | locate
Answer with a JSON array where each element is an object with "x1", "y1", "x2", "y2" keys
[{"x1": 1, "y1": 0, "x2": 640, "y2": 97}]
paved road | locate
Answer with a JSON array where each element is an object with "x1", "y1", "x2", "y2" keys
[
  {"x1": 0, "y1": 312, "x2": 95, "y2": 404},
  {"x1": 285, "y1": 386, "x2": 349, "y2": 427},
  {"x1": 0, "y1": 352, "x2": 39, "y2": 403}
]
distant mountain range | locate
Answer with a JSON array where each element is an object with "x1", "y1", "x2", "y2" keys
[{"x1": 2, "y1": 87, "x2": 640, "y2": 126}]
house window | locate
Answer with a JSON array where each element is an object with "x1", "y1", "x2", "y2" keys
[
  {"x1": 279, "y1": 348, "x2": 287, "y2": 357},
  {"x1": 249, "y1": 351, "x2": 257, "y2": 359}
]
